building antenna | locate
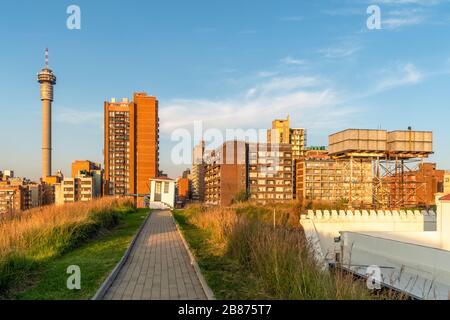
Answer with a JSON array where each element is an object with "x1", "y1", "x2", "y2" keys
[{"x1": 45, "y1": 48, "x2": 49, "y2": 69}]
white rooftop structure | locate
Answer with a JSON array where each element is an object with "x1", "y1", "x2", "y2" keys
[
  {"x1": 148, "y1": 177, "x2": 175, "y2": 210},
  {"x1": 300, "y1": 196, "x2": 450, "y2": 300}
]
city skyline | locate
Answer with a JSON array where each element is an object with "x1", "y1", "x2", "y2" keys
[{"x1": 2, "y1": 0, "x2": 450, "y2": 180}]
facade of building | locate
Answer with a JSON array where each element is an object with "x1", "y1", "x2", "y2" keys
[
  {"x1": 0, "y1": 178, "x2": 44, "y2": 214},
  {"x1": 267, "y1": 116, "x2": 306, "y2": 160},
  {"x1": 1, "y1": 170, "x2": 14, "y2": 180},
  {"x1": 72, "y1": 160, "x2": 101, "y2": 178},
  {"x1": 177, "y1": 177, "x2": 191, "y2": 201},
  {"x1": 41, "y1": 174, "x2": 63, "y2": 205},
  {"x1": 28, "y1": 184, "x2": 42, "y2": 208},
  {"x1": 417, "y1": 163, "x2": 444, "y2": 206},
  {"x1": 205, "y1": 141, "x2": 248, "y2": 206},
  {"x1": 181, "y1": 169, "x2": 191, "y2": 179},
  {"x1": 0, "y1": 172, "x2": 48, "y2": 214},
  {"x1": 291, "y1": 128, "x2": 307, "y2": 159},
  {"x1": 296, "y1": 150, "x2": 373, "y2": 207},
  {"x1": 55, "y1": 178, "x2": 76, "y2": 205},
  {"x1": 444, "y1": 172, "x2": 450, "y2": 195},
  {"x1": 104, "y1": 92, "x2": 159, "y2": 207},
  {"x1": 267, "y1": 116, "x2": 291, "y2": 144},
  {"x1": 191, "y1": 140, "x2": 206, "y2": 201},
  {"x1": 72, "y1": 160, "x2": 102, "y2": 197},
  {"x1": 55, "y1": 173, "x2": 101, "y2": 206},
  {"x1": 248, "y1": 143, "x2": 294, "y2": 203},
  {"x1": 0, "y1": 185, "x2": 27, "y2": 215},
  {"x1": 384, "y1": 163, "x2": 444, "y2": 207}
]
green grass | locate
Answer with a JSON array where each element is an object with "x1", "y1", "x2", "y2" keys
[
  {"x1": 173, "y1": 209, "x2": 266, "y2": 299},
  {"x1": 11, "y1": 208, "x2": 149, "y2": 300}
]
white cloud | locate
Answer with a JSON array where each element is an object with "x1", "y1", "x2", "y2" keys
[
  {"x1": 55, "y1": 108, "x2": 102, "y2": 125},
  {"x1": 372, "y1": 63, "x2": 423, "y2": 93},
  {"x1": 253, "y1": 76, "x2": 321, "y2": 94},
  {"x1": 159, "y1": 74, "x2": 359, "y2": 135},
  {"x1": 367, "y1": 0, "x2": 447, "y2": 29},
  {"x1": 318, "y1": 42, "x2": 361, "y2": 59},
  {"x1": 280, "y1": 56, "x2": 307, "y2": 65},
  {"x1": 383, "y1": 15, "x2": 425, "y2": 28},
  {"x1": 383, "y1": 7, "x2": 427, "y2": 28}
]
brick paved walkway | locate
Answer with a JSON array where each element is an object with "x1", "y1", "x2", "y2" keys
[{"x1": 102, "y1": 210, "x2": 207, "y2": 300}]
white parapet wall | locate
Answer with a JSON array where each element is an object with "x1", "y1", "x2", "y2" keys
[
  {"x1": 340, "y1": 231, "x2": 450, "y2": 300},
  {"x1": 300, "y1": 209, "x2": 436, "y2": 264}
]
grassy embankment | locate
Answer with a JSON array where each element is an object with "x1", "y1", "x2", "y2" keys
[
  {"x1": 174, "y1": 202, "x2": 376, "y2": 300},
  {"x1": 0, "y1": 198, "x2": 149, "y2": 300}
]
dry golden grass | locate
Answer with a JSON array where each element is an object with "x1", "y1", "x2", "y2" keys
[
  {"x1": 183, "y1": 203, "x2": 375, "y2": 300},
  {"x1": 189, "y1": 206, "x2": 238, "y2": 252},
  {"x1": 0, "y1": 197, "x2": 134, "y2": 293},
  {"x1": 0, "y1": 197, "x2": 130, "y2": 259}
]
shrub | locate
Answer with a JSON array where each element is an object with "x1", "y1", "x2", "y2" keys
[{"x1": 232, "y1": 190, "x2": 250, "y2": 204}]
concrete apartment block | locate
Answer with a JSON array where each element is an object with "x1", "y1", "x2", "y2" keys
[
  {"x1": 248, "y1": 143, "x2": 294, "y2": 204},
  {"x1": 104, "y1": 92, "x2": 159, "y2": 207},
  {"x1": 205, "y1": 141, "x2": 248, "y2": 206}
]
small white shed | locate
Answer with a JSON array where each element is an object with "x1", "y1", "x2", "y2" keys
[{"x1": 149, "y1": 177, "x2": 175, "y2": 209}]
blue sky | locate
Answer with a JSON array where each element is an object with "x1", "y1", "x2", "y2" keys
[{"x1": 1, "y1": 0, "x2": 450, "y2": 179}]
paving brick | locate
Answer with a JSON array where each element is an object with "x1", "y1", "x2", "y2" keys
[{"x1": 102, "y1": 210, "x2": 207, "y2": 300}]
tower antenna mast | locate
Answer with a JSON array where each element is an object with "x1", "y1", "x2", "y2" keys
[{"x1": 45, "y1": 48, "x2": 49, "y2": 69}]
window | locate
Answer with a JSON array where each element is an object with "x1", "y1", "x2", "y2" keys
[{"x1": 164, "y1": 182, "x2": 170, "y2": 194}]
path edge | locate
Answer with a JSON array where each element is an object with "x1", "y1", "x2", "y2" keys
[
  {"x1": 171, "y1": 210, "x2": 216, "y2": 300},
  {"x1": 91, "y1": 210, "x2": 152, "y2": 300}
]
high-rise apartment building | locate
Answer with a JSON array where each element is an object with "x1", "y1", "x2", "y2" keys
[
  {"x1": 267, "y1": 116, "x2": 291, "y2": 144},
  {"x1": 290, "y1": 128, "x2": 306, "y2": 159},
  {"x1": 104, "y1": 92, "x2": 159, "y2": 207},
  {"x1": 205, "y1": 141, "x2": 248, "y2": 206},
  {"x1": 248, "y1": 143, "x2": 294, "y2": 203},
  {"x1": 267, "y1": 116, "x2": 306, "y2": 159},
  {"x1": 296, "y1": 149, "x2": 373, "y2": 207},
  {"x1": 191, "y1": 140, "x2": 206, "y2": 201}
]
